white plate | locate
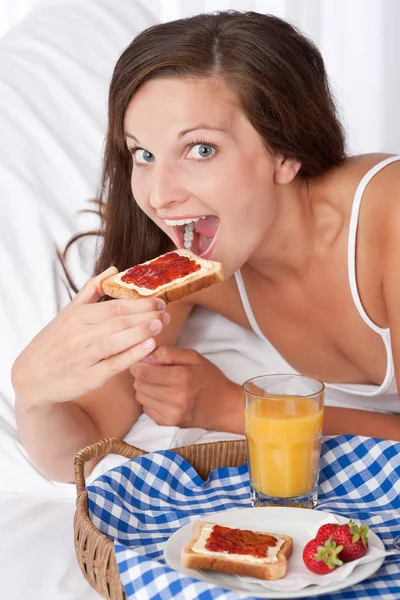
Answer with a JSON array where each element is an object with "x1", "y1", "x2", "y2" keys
[{"x1": 164, "y1": 507, "x2": 385, "y2": 599}]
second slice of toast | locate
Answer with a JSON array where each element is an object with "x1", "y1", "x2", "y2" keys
[{"x1": 181, "y1": 521, "x2": 293, "y2": 580}]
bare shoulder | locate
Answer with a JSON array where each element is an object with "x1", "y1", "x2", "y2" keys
[
  {"x1": 343, "y1": 152, "x2": 400, "y2": 199},
  {"x1": 328, "y1": 152, "x2": 400, "y2": 235},
  {"x1": 357, "y1": 153, "x2": 400, "y2": 237},
  {"x1": 379, "y1": 156, "x2": 400, "y2": 386},
  {"x1": 345, "y1": 153, "x2": 400, "y2": 328},
  {"x1": 378, "y1": 156, "x2": 400, "y2": 264}
]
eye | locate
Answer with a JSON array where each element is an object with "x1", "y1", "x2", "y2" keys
[
  {"x1": 187, "y1": 143, "x2": 216, "y2": 161},
  {"x1": 129, "y1": 147, "x2": 155, "y2": 164}
]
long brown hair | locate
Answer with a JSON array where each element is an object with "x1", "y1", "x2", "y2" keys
[{"x1": 62, "y1": 10, "x2": 346, "y2": 294}]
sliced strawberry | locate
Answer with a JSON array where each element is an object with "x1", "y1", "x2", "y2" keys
[
  {"x1": 332, "y1": 520, "x2": 369, "y2": 563},
  {"x1": 302, "y1": 538, "x2": 343, "y2": 575}
]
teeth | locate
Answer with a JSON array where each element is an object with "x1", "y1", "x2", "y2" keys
[
  {"x1": 163, "y1": 216, "x2": 211, "y2": 250},
  {"x1": 164, "y1": 217, "x2": 201, "y2": 226},
  {"x1": 183, "y1": 222, "x2": 195, "y2": 250}
]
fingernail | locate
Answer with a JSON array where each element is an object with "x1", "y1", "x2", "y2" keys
[
  {"x1": 142, "y1": 338, "x2": 155, "y2": 350},
  {"x1": 162, "y1": 312, "x2": 170, "y2": 325},
  {"x1": 157, "y1": 300, "x2": 166, "y2": 310},
  {"x1": 149, "y1": 319, "x2": 162, "y2": 333}
]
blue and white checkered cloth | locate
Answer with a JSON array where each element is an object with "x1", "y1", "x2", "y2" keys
[{"x1": 88, "y1": 435, "x2": 400, "y2": 600}]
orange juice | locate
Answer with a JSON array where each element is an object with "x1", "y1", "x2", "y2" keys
[{"x1": 245, "y1": 396, "x2": 324, "y2": 498}]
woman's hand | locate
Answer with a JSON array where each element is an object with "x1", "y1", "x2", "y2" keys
[
  {"x1": 11, "y1": 267, "x2": 170, "y2": 410},
  {"x1": 131, "y1": 346, "x2": 245, "y2": 432}
]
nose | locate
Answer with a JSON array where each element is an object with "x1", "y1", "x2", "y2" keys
[{"x1": 149, "y1": 162, "x2": 188, "y2": 211}]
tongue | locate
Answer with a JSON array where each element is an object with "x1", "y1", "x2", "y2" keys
[{"x1": 193, "y1": 216, "x2": 219, "y2": 237}]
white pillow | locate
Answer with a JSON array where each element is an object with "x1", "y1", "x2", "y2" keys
[{"x1": 0, "y1": 0, "x2": 157, "y2": 493}]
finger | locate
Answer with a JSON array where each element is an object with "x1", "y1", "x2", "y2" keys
[
  {"x1": 89, "y1": 319, "x2": 166, "y2": 363},
  {"x1": 142, "y1": 406, "x2": 172, "y2": 427},
  {"x1": 139, "y1": 345, "x2": 200, "y2": 366},
  {"x1": 134, "y1": 378, "x2": 176, "y2": 403},
  {"x1": 134, "y1": 389, "x2": 165, "y2": 409},
  {"x1": 93, "y1": 337, "x2": 157, "y2": 381},
  {"x1": 80, "y1": 297, "x2": 167, "y2": 324},
  {"x1": 84, "y1": 311, "x2": 169, "y2": 357},
  {"x1": 140, "y1": 400, "x2": 182, "y2": 427},
  {"x1": 70, "y1": 267, "x2": 118, "y2": 307},
  {"x1": 86, "y1": 311, "x2": 170, "y2": 342},
  {"x1": 133, "y1": 363, "x2": 177, "y2": 387}
]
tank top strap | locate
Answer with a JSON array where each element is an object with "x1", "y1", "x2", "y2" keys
[
  {"x1": 347, "y1": 155, "x2": 400, "y2": 335},
  {"x1": 234, "y1": 270, "x2": 268, "y2": 342}
]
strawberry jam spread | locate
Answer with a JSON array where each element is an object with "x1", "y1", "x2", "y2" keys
[
  {"x1": 205, "y1": 525, "x2": 277, "y2": 558},
  {"x1": 121, "y1": 252, "x2": 201, "y2": 290}
]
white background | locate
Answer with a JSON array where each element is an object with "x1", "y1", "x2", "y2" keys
[{"x1": 0, "y1": 0, "x2": 400, "y2": 154}]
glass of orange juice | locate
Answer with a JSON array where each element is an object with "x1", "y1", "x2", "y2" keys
[{"x1": 243, "y1": 374, "x2": 325, "y2": 509}]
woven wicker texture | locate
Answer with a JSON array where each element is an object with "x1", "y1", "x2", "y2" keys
[{"x1": 74, "y1": 438, "x2": 247, "y2": 599}]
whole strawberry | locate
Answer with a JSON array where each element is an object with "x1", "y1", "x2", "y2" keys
[
  {"x1": 315, "y1": 523, "x2": 339, "y2": 544},
  {"x1": 332, "y1": 520, "x2": 369, "y2": 563},
  {"x1": 303, "y1": 538, "x2": 343, "y2": 575}
]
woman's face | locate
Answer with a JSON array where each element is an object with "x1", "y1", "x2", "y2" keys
[{"x1": 124, "y1": 76, "x2": 278, "y2": 276}]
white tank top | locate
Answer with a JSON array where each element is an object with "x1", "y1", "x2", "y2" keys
[{"x1": 177, "y1": 156, "x2": 400, "y2": 414}]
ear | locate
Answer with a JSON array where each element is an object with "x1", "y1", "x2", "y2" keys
[{"x1": 273, "y1": 156, "x2": 302, "y2": 184}]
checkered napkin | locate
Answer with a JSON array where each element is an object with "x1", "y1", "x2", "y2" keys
[{"x1": 88, "y1": 435, "x2": 400, "y2": 600}]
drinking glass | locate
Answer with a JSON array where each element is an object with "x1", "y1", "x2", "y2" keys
[{"x1": 243, "y1": 374, "x2": 325, "y2": 509}]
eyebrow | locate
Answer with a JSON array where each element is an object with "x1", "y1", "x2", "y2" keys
[
  {"x1": 125, "y1": 132, "x2": 140, "y2": 143},
  {"x1": 124, "y1": 124, "x2": 227, "y2": 144},
  {"x1": 177, "y1": 124, "x2": 227, "y2": 138}
]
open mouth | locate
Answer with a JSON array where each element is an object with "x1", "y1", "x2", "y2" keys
[{"x1": 173, "y1": 216, "x2": 219, "y2": 259}]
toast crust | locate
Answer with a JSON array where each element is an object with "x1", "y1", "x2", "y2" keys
[
  {"x1": 101, "y1": 250, "x2": 223, "y2": 302},
  {"x1": 180, "y1": 521, "x2": 293, "y2": 581}
]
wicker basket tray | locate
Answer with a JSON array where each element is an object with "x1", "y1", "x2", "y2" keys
[{"x1": 74, "y1": 437, "x2": 247, "y2": 600}]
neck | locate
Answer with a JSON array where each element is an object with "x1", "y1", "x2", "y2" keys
[{"x1": 247, "y1": 177, "x2": 343, "y2": 283}]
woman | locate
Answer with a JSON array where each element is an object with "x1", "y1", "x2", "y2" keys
[{"x1": 11, "y1": 11, "x2": 400, "y2": 482}]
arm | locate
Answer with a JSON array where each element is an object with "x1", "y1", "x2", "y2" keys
[
  {"x1": 188, "y1": 376, "x2": 400, "y2": 440},
  {"x1": 193, "y1": 381, "x2": 400, "y2": 440},
  {"x1": 132, "y1": 345, "x2": 400, "y2": 439},
  {"x1": 13, "y1": 271, "x2": 193, "y2": 482},
  {"x1": 323, "y1": 406, "x2": 400, "y2": 440},
  {"x1": 194, "y1": 382, "x2": 400, "y2": 440},
  {"x1": 15, "y1": 370, "x2": 141, "y2": 482},
  {"x1": 376, "y1": 199, "x2": 400, "y2": 441}
]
